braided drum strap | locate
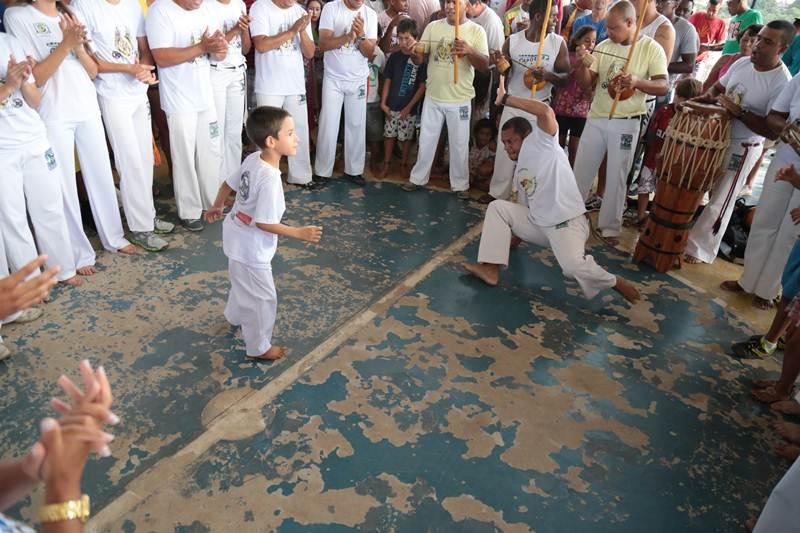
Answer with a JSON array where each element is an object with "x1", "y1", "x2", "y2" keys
[{"x1": 659, "y1": 111, "x2": 731, "y2": 191}]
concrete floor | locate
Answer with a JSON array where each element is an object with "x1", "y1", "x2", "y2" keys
[{"x1": 0, "y1": 170, "x2": 789, "y2": 532}]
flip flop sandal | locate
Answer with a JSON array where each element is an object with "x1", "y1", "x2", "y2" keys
[{"x1": 752, "y1": 386, "x2": 792, "y2": 404}]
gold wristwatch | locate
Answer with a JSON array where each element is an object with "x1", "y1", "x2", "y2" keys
[{"x1": 39, "y1": 494, "x2": 91, "y2": 524}]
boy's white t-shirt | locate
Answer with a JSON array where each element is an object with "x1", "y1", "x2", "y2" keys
[
  {"x1": 319, "y1": 0, "x2": 378, "y2": 82},
  {"x1": 249, "y1": 0, "x2": 313, "y2": 96},
  {"x1": 146, "y1": 0, "x2": 218, "y2": 114},
  {"x1": 205, "y1": 0, "x2": 247, "y2": 68},
  {"x1": 3, "y1": 5, "x2": 100, "y2": 123},
  {"x1": 772, "y1": 73, "x2": 800, "y2": 164},
  {"x1": 71, "y1": 0, "x2": 147, "y2": 100},
  {"x1": 367, "y1": 46, "x2": 385, "y2": 103},
  {"x1": 0, "y1": 33, "x2": 49, "y2": 152},
  {"x1": 223, "y1": 152, "x2": 286, "y2": 268}
]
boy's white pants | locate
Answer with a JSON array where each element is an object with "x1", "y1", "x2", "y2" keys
[
  {"x1": 685, "y1": 139, "x2": 764, "y2": 264},
  {"x1": 211, "y1": 66, "x2": 246, "y2": 183},
  {"x1": 0, "y1": 145, "x2": 75, "y2": 281},
  {"x1": 315, "y1": 76, "x2": 367, "y2": 178},
  {"x1": 256, "y1": 93, "x2": 312, "y2": 185},
  {"x1": 47, "y1": 116, "x2": 130, "y2": 268},
  {"x1": 574, "y1": 117, "x2": 642, "y2": 237},
  {"x1": 478, "y1": 200, "x2": 617, "y2": 299},
  {"x1": 490, "y1": 105, "x2": 536, "y2": 200},
  {"x1": 410, "y1": 97, "x2": 471, "y2": 192},
  {"x1": 98, "y1": 94, "x2": 156, "y2": 233},
  {"x1": 166, "y1": 108, "x2": 223, "y2": 221},
  {"x1": 738, "y1": 149, "x2": 800, "y2": 300},
  {"x1": 224, "y1": 259, "x2": 277, "y2": 356}
]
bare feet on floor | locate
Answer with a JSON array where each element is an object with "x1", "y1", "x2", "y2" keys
[
  {"x1": 772, "y1": 400, "x2": 800, "y2": 416},
  {"x1": 774, "y1": 442, "x2": 800, "y2": 461},
  {"x1": 614, "y1": 277, "x2": 641, "y2": 304},
  {"x1": 752, "y1": 385, "x2": 792, "y2": 404},
  {"x1": 118, "y1": 244, "x2": 137, "y2": 255},
  {"x1": 462, "y1": 263, "x2": 499, "y2": 286},
  {"x1": 76, "y1": 266, "x2": 97, "y2": 276},
  {"x1": 752, "y1": 378, "x2": 777, "y2": 389},
  {"x1": 61, "y1": 275, "x2": 83, "y2": 287},
  {"x1": 744, "y1": 518, "x2": 756, "y2": 532},
  {"x1": 775, "y1": 421, "x2": 800, "y2": 444},
  {"x1": 683, "y1": 255, "x2": 702, "y2": 264},
  {"x1": 246, "y1": 346, "x2": 288, "y2": 361},
  {"x1": 379, "y1": 162, "x2": 389, "y2": 179},
  {"x1": 754, "y1": 296, "x2": 777, "y2": 310}
]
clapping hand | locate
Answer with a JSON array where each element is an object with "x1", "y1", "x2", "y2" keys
[
  {"x1": 237, "y1": 12, "x2": 251, "y2": 33},
  {"x1": 201, "y1": 28, "x2": 228, "y2": 55},
  {"x1": 0, "y1": 255, "x2": 58, "y2": 321},
  {"x1": 59, "y1": 13, "x2": 88, "y2": 51},
  {"x1": 5, "y1": 54, "x2": 31, "y2": 92}
]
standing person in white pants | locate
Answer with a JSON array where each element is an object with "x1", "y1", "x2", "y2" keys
[
  {"x1": 315, "y1": 0, "x2": 379, "y2": 186},
  {"x1": 462, "y1": 85, "x2": 641, "y2": 303},
  {"x1": 249, "y1": 0, "x2": 320, "y2": 189},
  {"x1": 401, "y1": 0, "x2": 489, "y2": 197},
  {"x1": 684, "y1": 21, "x2": 794, "y2": 264},
  {"x1": 572, "y1": 0, "x2": 668, "y2": 244},
  {"x1": 207, "y1": 0, "x2": 250, "y2": 185},
  {"x1": 0, "y1": 32, "x2": 79, "y2": 286},
  {"x1": 486, "y1": 0, "x2": 567, "y2": 203},
  {"x1": 147, "y1": 0, "x2": 228, "y2": 232},
  {"x1": 72, "y1": 0, "x2": 174, "y2": 253},
  {"x1": 5, "y1": 1, "x2": 136, "y2": 279}
]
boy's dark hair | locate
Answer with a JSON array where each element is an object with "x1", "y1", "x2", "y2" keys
[
  {"x1": 473, "y1": 118, "x2": 497, "y2": 138},
  {"x1": 765, "y1": 19, "x2": 796, "y2": 47},
  {"x1": 569, "y1": 25, "x2": 596, "y2": 51},
  {"x1": 246, "y1": 106, "x2": 291, "y2": 149},
  {"x1": 502, "y1": 116, "x2": 533, "y2": 137},
  {"x1": 737, "y1": 23, "x2": 762, "y2": 42},
  {"x1": 397, "y1": 18, "x2": 418, "y2": 37},
  {"x1": 674, "y1": 77, "x2": 702, "y2": 100},
  {"x1": 528, "y1": 0, "x2": 554, "y2": 19}
]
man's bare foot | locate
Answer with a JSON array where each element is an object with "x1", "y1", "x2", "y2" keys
[
  {"x1": 613, "y1": 277, "x2": 641, "y2": 304},
  {"x1": 752, "y1": 385, "x2": 792, "y2": 404},
  {"x1": 463, "y1": 263, "x2": 500, "y2": 286},
  {"x1": 775, "y1": 421, "x2": 800, "y2": 444},
  {"x1": 772, "y1": 400, "x2": 800, "y2": 416},
  {"x1": 683, "y1": 255, "x2": 702, "y2": 264},
  {"x1": 754, "y1": 296, "x2": 777, "y2": 310},
  {"x1": 246, "y1": 346, "x2": 288, "y2": 361},
  {"x1": 598, "y1": 233, "x2": 619, "y2": 246},
  {"x1": 720, "y1": 280, "x2": 745, "y2": 293},
  {"x1": 744, "y1": 518, "x2": 756, "y2": 533},
  {"x1": 118, "y1": 244, "x2": 137, "y2": 255},
  {"x1": 60, "y1": 275, "x2": 83, "y2": 287},
  {"x1": 76, "y1": 266, "x2": 97, "y2": 276},
  {"x1": 379, "y1": 162, "x2": 389, "y2": 179},
  {"x1": 774, "y1": 442, "x2": 800, "y2": 461},
  {"x1": 510, "y1": 235, "x2": 522, "y2": 250}
]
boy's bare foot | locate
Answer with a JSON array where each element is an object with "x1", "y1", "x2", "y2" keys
[
  {"x1": 118, "y1": 244, "x2": 137, "y2": 254},
  {"x1": 775, "y1": 421, "x2": 800, "y2": 444},
  {"x1": 683, "y1": 254, "x2": 702, "y2": 264},
  {"x1": 247, "y1": 346, "x2": 288, "y2": 361},
  {"x1": 772, "y1": 400, "x2": 800, "y2": 416},
  {"x1": 76, "y1": 266, "x2": 97, "y2": 276},
  {"x1": 614, "y1": 277, "x2": 641, "y2": 304},
  {"x1": 754, "y1": 296, "x2": 777, "y2": 310},
  {"x1": 379, "y1": 162, "x2": 389, "y2": 179},
  {"x1": 752, "y1": 378, "x2": 777, "y2": 389},
  {"x1": 774, "y1": 442, "x2": 800, "y2": 461},
  {"x1": 752, "y1": 385, "x2": 792, "y2": 404},
  {"x1": 61, "y1": 275, "x2": 83, "y2": 287},
  {"x1": 463, "y1": 263, "x2": 499, "y2": 286},
  {"x1": 510, "y1": 235, "x2": 522, "y2": 250}
]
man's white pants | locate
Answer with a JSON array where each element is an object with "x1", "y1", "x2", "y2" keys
[
  {"x1": 0, "y1": 145, "x2": 75, "y2": 281},
  {"x1": 685, "y1": 140, "x2": 764, "y2": 264},
  {"x1": 224, "y1": 259, "x2": 277, "y2": 356},
  {"x1": 738, "y1": 150, "x2": 800, "y2": 300},
  {"x1": 257, "y1": 93, "x2": 312, "y2": 184},
  {"x1": 47, "y1": 116, "x2": 129, "y2": 268},
  {"x1": 98, "y1": 94, "x2": 156, "y2": 233},
  {"x1": 490, "y1": 105, "x2": 536, "y2": 200},
  {"x1": 478, "y1": 200, "x2": 617, "y2": 298},
  {"x1": 212, "y1": 66, "x2": 246, "y2": 183},
  {"x1": 315, "y1": 76, "x2": 367, "y2": 178},
  {"x1": 753, "y1": 456, "x2": 800, "y2": 533},
  {"x1": 410, "y1": 97, "x2": 471, "y2": 192},
  {"x1": 166, "y1": 108, "x2": 223, "y2": 221},
  {"x1": 574, "y1": 117, "x2": 642, "y2": 237}
]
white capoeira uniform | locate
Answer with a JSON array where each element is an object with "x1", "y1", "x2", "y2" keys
[
  {"x1": 478, "y1": 123, "x2": 617, "y2": 298},
  {"x1": 222, "y1": 152, "x2": 285, "y2": 356},
  {"x1": 685, "y1": 58, "x2": 791, "y2": 264},
  {"x1": 5, "y1": 5, "x2": 131, "y2": 269},
  {"x1": 314, "y1": 0, "x2": 378, "y2": 179},
  {"x1": 146, "y1": 0, "x2": 223, "y2": 222},
  {"x1": 753, "y1": 456, "x2": 800, "y2": 533},
  {"x1": 250, "y1": 0, "x2": 313, "y2": 185},
  {"x1": 208, "y1": 0, "x2": 247, "y2": 184},
  {"x1": 573, "y1": 35, "x2": 667, "y2": 238},
  {"x1": 73, "y1": 0, "x2": 157, "y2": 234},
  {"x1": 0, "y1": 33, "x2": 74, "y2": 282},
  {"x1": 490, "y1": 31, "x2": 562, "y2": 200}
]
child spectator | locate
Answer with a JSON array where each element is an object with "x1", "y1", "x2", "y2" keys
[
  {"x1": 469, "y1": 119, "x2": 497, "y2": 191},
  {"x1": 305, "y1": 0, "x2": 324, "y2": 134},
  {"x1": 378, "y1": 0, "x2": 410, "y2": 54},
  {"x1": 367, "y1": 47, "x2": 387, "y2": 175}
]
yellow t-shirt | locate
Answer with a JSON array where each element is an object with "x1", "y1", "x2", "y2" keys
[
  {"x1": 420, "y1": 19, "x2": 489, "y2": 103},
  {"x1": 139, "y1": 0, "x2": 148, "y2": 13},
  {"x1": 588, "y1": 36, "x2": 667, "y2": 119}
]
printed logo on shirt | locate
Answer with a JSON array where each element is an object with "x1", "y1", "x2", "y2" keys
[
  {"x1": 239, "y1": 171, "x2": 251, "y2": 201},
  {"x1": 299, "y1": 94, "x2": 307, "y2": 104},
  {"x1": 113, "y1": 27, "x2": 136, "y2": 62},
  {"x1": 277, "y1": 23, "x2": 299, "y2": 53},
  {"x1": 235, "y1": 211, "x2": 253, "y2": 225},
  {"x1": 726, "y1": 83, "x2": 746, "y2": 107},
  {"x1": 459, "y1": 106, "x2": 469, "y2": 121},
  {"x1": 34, "y1": 23, "x2": 50, "y2": 34},
  {"x1": 620, "y1": 133, "x2": 634, "y2": 151},
  {"x1": 435, "y1": 38, "x2": 455, "y2": 65},
  {"x1": 518, "y1": 173, "x2": 536, "y2": 197},
  {"x1": 44, "y1": 148, "x2": 57, "y2": 171},
  {"x1": 223, "y1": 20, "x2": 243, "y2": 50},
  {"x1": 728, "y1": 153, "x2": 744, "y2": 172},
  {"x1": 601, "y1": 61, "x2": 626, "y2": 92},
  {"x1": 516, "y1": 52, "x2": 551, "y2": 67},
  {"x1": 210, "y1": 121, "x2": 220, "y2": 139},
  {"x1": 240, "y1": 73, "x2": 246, "y2": 95},
  {"x1": 358, "y1": 84, "x2": 366, "y2": 99}
]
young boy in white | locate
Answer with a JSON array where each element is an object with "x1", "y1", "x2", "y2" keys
[
  {"x1": 463, "y1": 86, "x2": 641, "y2": 304},
  {"x1": 72, "y1": 0, "x2": 174, "y2": 252},
  {"x1": 315, "y1": 0, "x2": 379, "y2": 185},
  {"x1": 146, "y1": 0, "x2": 228, "y2": 232},
  {"x1": 207, "y1": 0, "x2": 250, "y2": 190},
  {"x1": 205, "y1": 107, "x2": 323, "y2": 361},
  {"x1": 249, "y1": 0, "x2": 319, "y2": 189}
]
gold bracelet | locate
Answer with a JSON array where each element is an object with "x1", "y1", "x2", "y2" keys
[{"x1": 38, "y1": 494, "x2": 91, "y2": 524}]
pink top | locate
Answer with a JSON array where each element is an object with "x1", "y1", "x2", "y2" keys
[{"x1": 551, "y1": 52, "x2": 593, "y2": 118}]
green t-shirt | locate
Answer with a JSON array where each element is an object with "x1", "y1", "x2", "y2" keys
[{"x1": 721, "y1": 9, "x2": 763, "y2": 54}]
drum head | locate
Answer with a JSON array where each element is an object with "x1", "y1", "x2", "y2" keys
[{"x1": 681, "y1": 101, "x2": 729, "y2": 118}]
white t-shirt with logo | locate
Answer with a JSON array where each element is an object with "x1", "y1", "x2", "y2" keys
[
  {"x1": 367, "y1": 46, "x2": 384, "y2": 103},
  {"x1": 513, "y1": 126, "x2": 586, "y2": 227},
  {"x1": 223, "y1": 152, "x2": 286, "y2": 268},
  {"x1": 249, "y1": 0, "x2": 312, "y2": 95},
  {"x1": 719, "y1": 57, "x2": 790, "y2": 141},
  {"x1": 507, "y1": 31, "x2": 563, "y2": 101},
  {"x1": 319, "y1": 0, "x2": 378, "y2": 82},
  {"x1": 205, "y1": 0, "x2": 247, "y2": 68},
  {"x1": 72, "y1": 0, "x2": 147, "y2": 100},
  {"x1": 0, "y1": 33, "x2": 49, "y2": 152},
  {"x1": 772, "y1": 73, "x2": 800, "y2": 165},
  {"x1": 3, "y1": 4, "x2": 100, "y2": 123},
  {"x1": 146, "y1": 0, "x2": 218, "y2": 114}
]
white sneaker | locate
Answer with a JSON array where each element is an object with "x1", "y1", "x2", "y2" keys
[
  {"x1": 0, "y1": 342, "x2": 10, "y2": 361},
  {"x1": 7, "y1": 307, "x2": 43, "y2": 325}
]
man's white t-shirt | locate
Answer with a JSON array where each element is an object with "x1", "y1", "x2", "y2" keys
[
  {"x1": 772, "y1": 73, "x2": 800, "y2": 164},
  {"x1": 513, "y1": 126, "x2": 586, "y2": 227},
  {"x1": 472, "y1": 6, "x2": 504, "y2": 52},
  {"x1": 249, "y1": 0, "x2": 312, "y2": 95},
  {"x1": 319, "y1": 0, "x2": 378, "y2": 82},
  {"x1": 4, "y1": 4, "x2": 100, "y2": 123},
  {"x1": 0, "y1": 33, "x2": 49, "y2": 152},
  {"x1": 720, "y1": 57, "x2": 791, "y2": 141},
  {"x1": 146, "y1": 0, "x2": 219, "y2": 114},
  {"x1": 72, "y1": 0, "x2": 147, "y2": 100},
  {"x1": 223, "y1": 152, "x2": 286, "y2": 268},
  {"x1": 205, "y1": 0, "x2": 247, "y2": 68}
]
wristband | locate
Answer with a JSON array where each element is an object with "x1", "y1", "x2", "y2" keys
[{"x1": 39, "y1": 495, "x2": 91, "y2": 524}]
